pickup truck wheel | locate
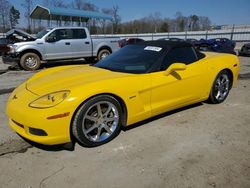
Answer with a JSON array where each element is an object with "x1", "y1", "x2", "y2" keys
[
  {"x1": 20, "y1": 53, "x2": 41, "y2": 71},
  {"x1": 97, "y1": 49, "x2": 110, "y2": 61}
]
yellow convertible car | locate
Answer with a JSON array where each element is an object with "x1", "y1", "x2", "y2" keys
[{"x1": 6, "y1": 41, "x2": 239, "y2": 147}]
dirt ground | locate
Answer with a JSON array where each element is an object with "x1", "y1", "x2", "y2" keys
[{"x1": 0, "y1": 57, "x2": 249, "y2": 188}]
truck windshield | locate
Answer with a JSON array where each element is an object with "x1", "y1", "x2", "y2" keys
[
  {"x1": 36, "y1": 29, "x2": 51, "y2": 39},
  {"x1": 94, "y1": 45, "x2": 164, "y2": 74}
]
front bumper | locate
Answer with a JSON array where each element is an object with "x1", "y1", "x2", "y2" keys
[
  {"x1": 6, "y1": 83, "x2": 72, "y2": 145},
  {"x1": 2, "y1": 52, "x2": 20, "y2": 66}
]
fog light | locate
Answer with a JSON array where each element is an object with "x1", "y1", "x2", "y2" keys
[{"x1": 29, "y1": 127, "x2": 48, "y2": 136}]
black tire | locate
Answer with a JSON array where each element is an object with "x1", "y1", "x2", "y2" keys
[
  {"x1": 72, "y1": 95, "x2": 123, "y2": 147},
  {"x1": 97, "y1": 49, "x2": 111, "y2": 61},
  {"x1": 208, "y1": 70, "x2": 232, "y2": 104},
  {"x1": 20, "y1": 52, "x2": 41, "y2": 71}
]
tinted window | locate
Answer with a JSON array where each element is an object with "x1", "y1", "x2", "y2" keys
[
  {"x1": 48, "y1": 29, "x2": 73, "y2": 41},
  {"x1": 161, "y1": 47, "x2": 197, "y2": 70},
  {"x1": 72, "y1": 29, "x2": 86, "y2": 39},
  {"x1": 94, "y1": 45, "x2": 164, "y2": 73}
]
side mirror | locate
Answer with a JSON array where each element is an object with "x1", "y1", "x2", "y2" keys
[
  {"x1": 46, "y1": 36, "x2": 57, "y2": 43},
  {"x1": 164, "y1": 63, "x2": 186, "y2": 76}
]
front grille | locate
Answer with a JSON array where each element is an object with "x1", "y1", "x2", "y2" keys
[{"x1": 12, "y1": 120, "x2": 24, "y2": 129}]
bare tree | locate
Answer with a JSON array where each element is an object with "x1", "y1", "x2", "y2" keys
[
  {"x1": 190, "y1": 14, "x2": 199, "y2": 31},
  {"x1": 52, "y1": 0, "x2": 67, "y2": 8},
  {"x1": 21, "y1": 0, "x2": 33, "y2": 32},
  {"x1": 119, "y1": 11, "x2": 211, "y2": 34},
  {"x1": 100, "y1": 8, "x2": 112, "y2": 33},
  {"x1": 43, "y1": 0, "x2": 50, "y2": 6},
  {"x1": 73, "y1": 0, "x2": 85, "y2": 9},
  {"x1": 111, "y1": 5, "x2": 121, "y2": 33},
  {"x1": 0, "y1": 0, "x2": 11, "y2": 31},
  {"x1": 199, "y1": 16, "x2": 211, "y2": 30}
]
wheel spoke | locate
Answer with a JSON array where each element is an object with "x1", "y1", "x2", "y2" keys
[
  {"x1": 85, "y1": 115, "x2": 98, "y2": 122},
  {"x1": 97, "y1": 103, "x2": 102, "y2": 116},
  {"x1": 215, "y1": 90, "x2": 221, "y2": 99},
  {"x1": 105, "y1": 117, "x2": 117, "y2": 122},
  {"x1": 95, "y1": 127, "x2": 102, "y2": 141},
  {"x1": 103, "y1": 124, "x2": 112, "y2": 135},
  {"x1": 221, "y1": 77, "x2": 227, "y2": 84},
  {"x1": 104, "y1": 105, "x2": 112, "y2": 116},
  {"x1": 85, "y1": 125, "x2": 97, "y2": 134}
]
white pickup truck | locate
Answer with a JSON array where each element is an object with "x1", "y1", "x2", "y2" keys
[{"x1": 3, "y1": 27, "x2": 120, "y2": 70}]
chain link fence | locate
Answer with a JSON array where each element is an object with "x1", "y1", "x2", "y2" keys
[{"x1": 93, "y1": 26, "x2": 250, "y2": 42}]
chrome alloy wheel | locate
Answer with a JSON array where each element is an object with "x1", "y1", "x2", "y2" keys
[
  {"x1": 100, "y1": 52, "x2": 109, "y2": 60},
  {"x1": 82, "y1": 101, "x2": 119, "y2": 142},
  {"x1": 214, "y1": 74, "x2": 230, "y2": 101},
  {"x1": 25, "y1": 56, "x2": 38, "y2": 69}
]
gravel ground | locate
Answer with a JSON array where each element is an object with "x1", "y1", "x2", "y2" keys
[{"x1": 0, "y1": 56, "x2": 249, "y2": 188}]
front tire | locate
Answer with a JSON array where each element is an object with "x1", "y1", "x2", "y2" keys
[
  {"x1": 20, "y1": 52, "x2": 41, "y2": 71},
  {"x1": 72, "y1": 95, "x2": 122, "y2": 147},
  {"x1": 208, "y1": 70, "x2": 232, "y2": 104}
]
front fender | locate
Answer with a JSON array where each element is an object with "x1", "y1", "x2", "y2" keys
[{"x1": 15, "y1": 45, "x2": 45, "y2": 60}]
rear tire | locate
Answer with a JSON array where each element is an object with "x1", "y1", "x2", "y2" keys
[
  {"x1": 20, "y1": 52, "x2": 41, "y2": 71},
  {"x1": 208, "y1": 70, "x2": 232, "y2": 104},
  {"x1": 97, "y1": 49, "x2": 111, "y2": 61},
  {"x1": 72, "y1": 95, "x2": 122, "y2": 147}
]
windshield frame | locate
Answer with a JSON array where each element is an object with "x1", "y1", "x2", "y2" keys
[{"x1": 36, "y1": 29, "x2": 51, "y2": 39}]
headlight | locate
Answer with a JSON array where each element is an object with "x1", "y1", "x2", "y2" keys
[
  {"x1": 7, "y1": 44, "x2": 17, "y2": 53},
  {"x1": 29, "y1": 90, "x2": 70, "y2": 108}
]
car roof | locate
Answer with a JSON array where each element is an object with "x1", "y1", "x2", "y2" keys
[{"x1": 137, "y1": 40, "x2": 193, "y2": 50}]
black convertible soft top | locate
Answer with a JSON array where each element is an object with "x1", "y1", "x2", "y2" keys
[{"x1": 137, "y1": 40, "x2": 193, "y2": 50}]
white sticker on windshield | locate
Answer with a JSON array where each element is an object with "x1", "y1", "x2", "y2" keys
[{"x1": 144, "y1": 46, "x2": 162, "y2": 52}]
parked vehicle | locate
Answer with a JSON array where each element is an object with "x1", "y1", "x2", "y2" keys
[
  {"x1": 239, "y1": 43, "x2": 250, "y2": 56},
  {"x1": 118, "y1": 38, "x2": 144, "y2": 48},
  {"x1": 198, "y1": 38, "x2": 236, "y2": 54},
  {"x1": 6, "y1": 41, "x2": 239, "y2": 147},
  {"x1": 0, "y1": 38, "x2": 10, "y2": 55},
  {"x1": 3, "y1": 27, "x2": 120, "y2": 70},
  {"x1": 0, "y1": 29, "x2": 35, "y2": 55},
  {"x1": 158, "y1": 37, "x2": 184, "y2": 42}
]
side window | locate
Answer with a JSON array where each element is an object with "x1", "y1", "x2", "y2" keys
[
  {"x1": 48, "y1": 29, "x2": 73, "y2": 41},
  {"x1": 72, "y1": 29, "x2": 87, "y2": 39},
  {"x1": 161, "y1": 47, "x2": 198, "y2": 70}
]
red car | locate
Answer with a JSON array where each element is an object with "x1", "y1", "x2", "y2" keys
[{"x1": 118, "y1": 38, "x2": 144, "y2": 48}]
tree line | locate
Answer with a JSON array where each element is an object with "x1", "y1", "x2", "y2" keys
[{"x1": 0, "y1": 0, "x2": 212, "y2": 34}]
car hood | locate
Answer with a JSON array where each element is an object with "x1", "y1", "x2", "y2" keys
[
  {"x1": 6, "y1": 29, "x2": 36, "y2": 40},
  {"x1": 26, "y1": 65, "x2": 130, "y2": 95}
]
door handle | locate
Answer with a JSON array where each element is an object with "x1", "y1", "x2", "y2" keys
[
  {"x1": 65, "y1": 42, "x2": 70, "y2": 45},
  {"x1": 85, "y1": 41, "x2": 90, "y2": 44}
]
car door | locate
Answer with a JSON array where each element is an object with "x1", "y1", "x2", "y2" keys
[
  {"x1": 44, "y1": 29, "x2": 72, "y2": 60},
  {"x1": 150, "y1": 47, "x2": 208, "y2": 116},
  {"x1": 69, "y1": 29, "x2": 92, "y2": 58}
]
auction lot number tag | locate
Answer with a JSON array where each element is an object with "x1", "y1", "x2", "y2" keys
[{"x1": 144, "y1": 46, "x2": 162, "y2": 52}]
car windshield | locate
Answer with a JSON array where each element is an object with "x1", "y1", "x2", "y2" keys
[
  {"x1": 36, "y1": 29, "x2": 51, "y2": 39},
  {"x1": 94, "y1": 45, "x2": 164, "y2": 73}
]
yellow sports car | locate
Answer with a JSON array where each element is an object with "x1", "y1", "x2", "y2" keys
[{"x1": 6, "y1": 41, "x2": 239, "y2": 147}]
